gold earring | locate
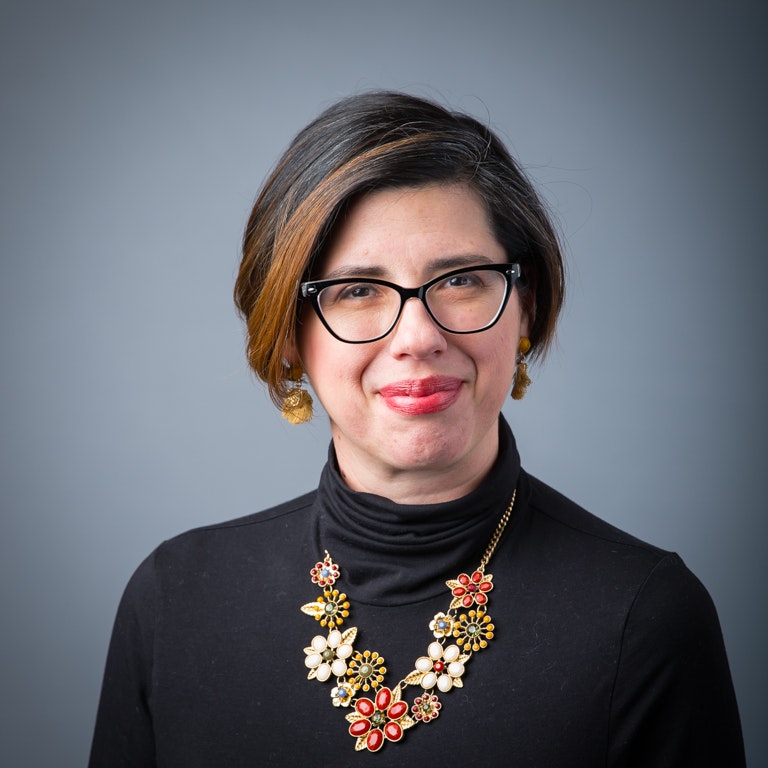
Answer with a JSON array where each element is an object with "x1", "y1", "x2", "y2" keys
[
  {"x1": 281, "y1": 364, "x2": 314, "y2": 424},
  {"x1": 511, "y1": 337, "x2": 532, "y2": 400}
]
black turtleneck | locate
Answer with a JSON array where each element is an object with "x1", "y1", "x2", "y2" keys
[
  {"x1": 90, "y1": 417, "x2": 744, "y2": 767},
  {"x1": 313, "y1": 417, "x2": 519, "y2": 606}
]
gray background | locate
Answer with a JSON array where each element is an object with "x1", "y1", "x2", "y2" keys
[{"x1": 1, "y1": 0, "x2": 765, "y2": 765}]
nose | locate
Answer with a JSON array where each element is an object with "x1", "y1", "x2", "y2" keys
[{"x1": 387, "y1": 296, "x2": 448, "y2": 358}]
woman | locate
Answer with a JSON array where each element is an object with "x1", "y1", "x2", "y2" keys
[{"x1": 89, "y1": 92, "x2": 744, "y2": 766}]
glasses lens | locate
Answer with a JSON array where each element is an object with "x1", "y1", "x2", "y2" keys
[
  {"x1": 425, "y1": 268, "x2": 509, "y2": 332},
  {"x1": 317, "y1": 282, "x2": 401, "y2": 342}
]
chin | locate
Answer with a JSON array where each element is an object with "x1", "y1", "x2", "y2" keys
[{"x1": 384, "y1": 426, "x2": 470, "y2": 469}]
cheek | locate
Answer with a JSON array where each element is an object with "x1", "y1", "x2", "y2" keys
[
  {"x1": 472, "y1": 327, "x2": 518, "y2": 390},
  {"x1": 301, "y1": 337, "x2": 373, "y2": 405},
  {"x1": 297, "y1": 309, "x2": 334, "y2": 371},
  {"x1": 484, "y1": 347, "x2": 517, "y2": 391}
]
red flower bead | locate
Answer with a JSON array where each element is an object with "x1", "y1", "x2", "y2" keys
[
  {"x1": 412, "y1": 693, "x2": 442, "y2": 723},
  {"x1": 375, "y1": 687, "x2": 392, "y2": 710},
  {"x1": 310, "y1": 556, "x2": 340, "y2": 587},
  {"x1": 356, "y1": 698, "x2": 375, "y2": 717},
  {"x1": 347, "y1": 687, "x2": 409, "y2": 751},
  {"x1": 349, "y1": 719, "x2": 371, "y2": 737},
  {"x1": 448, "y1": 570, "x2": 494, "y2": 608},
  {"x1": 367, "y1": 728, "x2": 384, "y2": 751}
]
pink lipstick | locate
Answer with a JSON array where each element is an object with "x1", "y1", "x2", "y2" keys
[{"x1": 378, "y1": 376, "x2": 463, "y2": 415}]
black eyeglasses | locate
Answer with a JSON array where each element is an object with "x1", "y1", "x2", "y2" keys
[{"x1": 300, "y1": 263, "x2": 521, "y2": 344}]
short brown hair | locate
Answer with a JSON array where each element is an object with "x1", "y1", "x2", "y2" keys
[{"x1": 234, "y1": 91, "x2": 565, "y2": 408}]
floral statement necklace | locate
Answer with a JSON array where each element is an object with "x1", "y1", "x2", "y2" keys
[{"x1": 300, "y1": 490, "x2": 516, "y2": 752}]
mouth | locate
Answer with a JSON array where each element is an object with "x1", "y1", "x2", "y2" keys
[{"x1": 378, "y1": 376, "x2": 463, "y2": 415}]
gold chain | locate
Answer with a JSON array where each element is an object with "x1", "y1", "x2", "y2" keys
[{"x1": 479, "y1": 489, "x2": 517, "y2": 570}]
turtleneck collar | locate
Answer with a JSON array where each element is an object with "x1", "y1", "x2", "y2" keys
[{"x1": 311, "y1": 415, "x2": 522, "y2": 607}]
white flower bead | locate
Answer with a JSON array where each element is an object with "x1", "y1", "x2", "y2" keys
[
  {"x1": 311, "y1": 636, "x2": 327, "y2": 652},
  {"x1": 422, "y1": 672, "x2": 437, "y2": 689},
  {"x1": 443, "y1": 644, "x2": 460, "y2": 662},
  {"x1": 305, "y1": 630, "x2": 354, "y2": 680},
  {"x1": 415, "y1": 656, "x2": 433, "y2": 673},
  {"x1": 428, "y1": 641, "x2": 443, "y2": 660},
  {"x1": 437, "y1": 674, "x2": 453, "y2": 692},
  {"x1": 448, "y1": 661, "x2": 465, "y2": 678}
]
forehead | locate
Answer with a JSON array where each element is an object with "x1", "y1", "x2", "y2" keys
[{"x1": 318, "y1": 183, "x2": 505, "y2": 281}]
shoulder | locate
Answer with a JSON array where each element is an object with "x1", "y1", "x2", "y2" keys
[
  {"x1": 159, "y1": 489, "x2": 315, "y2": 556},
  {"x1": 174, "y1": 489, "x2": 317, "y2": 536},
  {"x1": 521, "y1": 472, "x2": 670, "y2": 578},
  {"x1": 124, "y1": 490, "x2": 317, "y2": 600},
  {"x1": 526, "y1": 472, "x2": 663, "y2": 553},
  {"x1": 521, "y1": 473, "x2": 744, "y2": 761},
  {"x1": 517, "y1": 472, "x2": 720, "y2": 631},
  {"x1": 521, "y1": 473, "x2": 734, "y2": 695}
]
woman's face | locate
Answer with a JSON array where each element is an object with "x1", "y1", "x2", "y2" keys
[{"x1": 297, "y1": 183, "x2": 529, "y2": 502}]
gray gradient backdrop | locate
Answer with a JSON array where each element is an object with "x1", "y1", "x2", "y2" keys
[{"x1": 1, "y1": 1, "x2": 766, "y2": 765}]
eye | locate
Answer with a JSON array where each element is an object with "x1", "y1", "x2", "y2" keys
[
  {"x1": 435, "y1": 270, "x2": 487, "y2": 291},
  {"x1": 337, "y1": 283, "x2": 380, "y2": 300},
  {"x1": 446, "y1": 274, "x2": 479, "y2": 287},
  {"x1": 321, "y1": 281, "x2": 387, "y2": 306}
]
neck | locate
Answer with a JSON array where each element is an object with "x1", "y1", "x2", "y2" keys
[
  {"x1": 332, "y1": 430, "x2": 500, "y2": 505},
  {"x1": 312, "y1": 416, "x2": 522, "y2": 606}
]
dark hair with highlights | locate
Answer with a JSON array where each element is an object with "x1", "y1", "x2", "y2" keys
[{"x1": 234, "y1": 91, "x2": 565, "y2": 408}]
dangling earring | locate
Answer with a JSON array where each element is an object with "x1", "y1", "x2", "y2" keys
[
  {"x1": 282, "y1": 364, "x2": 314, "y2": 424},
  {"x1": 511, "y1": 337, "x2": 532, "y2": 400}
]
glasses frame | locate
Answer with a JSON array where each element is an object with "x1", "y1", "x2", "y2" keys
[{"x1": 300, "y1": 263, "x2": 521, "y2": 344}]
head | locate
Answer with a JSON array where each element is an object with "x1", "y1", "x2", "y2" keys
[{"x1": 235, "y1": 91, "x2": 565, "y2": 408}]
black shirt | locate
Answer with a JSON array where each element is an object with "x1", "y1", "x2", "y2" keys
[{"x1": 89, "y1": 419, "x2": 744, "y2": 766}]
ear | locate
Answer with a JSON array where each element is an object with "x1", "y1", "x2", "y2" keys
[
  {"x1": 517, "y1": 272, "x2": 536, "y2": 339},
  {"x1": 282, "y1": 295, "x2": 311, "y2": 368},
  {"x1": 518, "y1": 290, "x2": 534, "y2": 339},
  {"x1": 282, "y1": 337, "x2": 299, "y2": 368},
  {"x1": 282, "y1": 330, "x2": 307, "y2": 371},
  {"x1": 520, "y1": 306, "x2": 532, "y2": 338}
]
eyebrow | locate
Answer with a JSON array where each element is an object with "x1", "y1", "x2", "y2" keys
[{"x1": 320, "y1": 254, "x2": 495, "y2": 281}]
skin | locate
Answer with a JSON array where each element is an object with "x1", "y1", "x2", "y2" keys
[{"x1": 297, "y1": 183, "x2": 530, "y2": 505}]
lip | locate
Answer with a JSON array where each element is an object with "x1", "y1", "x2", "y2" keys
[{"x1": 378, "y1": 376, "x2": 463, "y2": 415}]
